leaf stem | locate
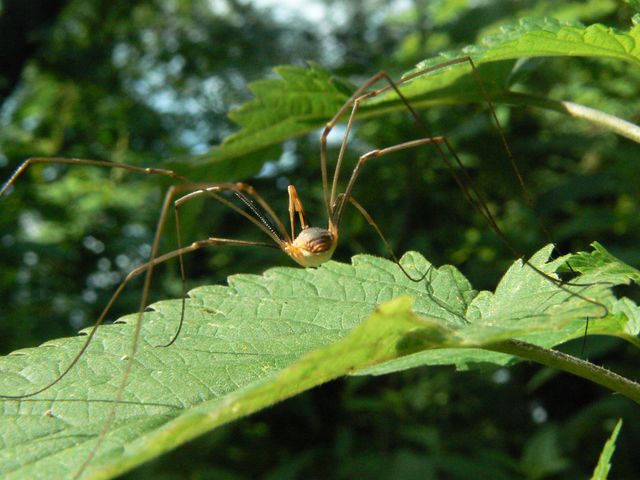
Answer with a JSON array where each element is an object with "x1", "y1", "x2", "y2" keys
[
  {"x1": 487, "y1": 339, "x2": 640, "y2": 404},
  {"x1": 501, "y1": 92, "x2": 640, "y2": 144}
]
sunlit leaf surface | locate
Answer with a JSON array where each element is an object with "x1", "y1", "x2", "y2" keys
[{"x1": 0, "y1": 244, "x2": 637, "y2": 479}]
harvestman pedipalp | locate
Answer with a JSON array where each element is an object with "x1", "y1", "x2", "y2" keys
[{"x1": 0, "y1": 57, "x2": 608, "y2": 478}]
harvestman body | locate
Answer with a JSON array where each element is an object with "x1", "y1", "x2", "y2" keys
[{"x1": 0, "y1": 57, "x2": 606, "y2": 477}]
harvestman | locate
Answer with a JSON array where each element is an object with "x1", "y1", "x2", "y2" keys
[{"x1": 0, "y1": 56, "x2": 606, "y2": 477}]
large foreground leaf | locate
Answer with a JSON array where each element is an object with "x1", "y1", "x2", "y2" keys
[
  {"x1": 181, "y1": 18, "x2": 640, "y2": 179},
  {"x1": 0, "y1": 244, "x2": 638, "y2": 479}
]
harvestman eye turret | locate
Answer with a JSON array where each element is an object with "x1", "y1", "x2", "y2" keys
[{"x1": 0, "y1": 57, "x2": 608, "y2": 478}]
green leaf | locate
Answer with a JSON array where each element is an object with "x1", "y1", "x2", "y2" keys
[
  {"x1": 626, "y1": 0, "x2": 640, "y2": 14},
  {"x1": 182, "y1": 18, "x2": 640, "y2": 179},
  {"x1": 365, "y1": 18, "x2": 640, "y2": 113},
  {"x1": 562, "y1": 242, "x2": 640, "y2": 346},
  {"x1": 171, "y1": 63, "x2": 352, "y2": 180},
  {"x1": 565, "y1": 241, "x2": 640, "y2": 284},
  {"x1": 591, "y1": 420, "x2": 623, "y2": 480},
  {"x1": 473, "y1": 18, "x2": 640, "y2": 65},
  {"x1": 520, "y1": 426, "x2": 569, "y2": 479},
  {"x1": 0, "y1": 244, "x2": 637, "y2": 479}
]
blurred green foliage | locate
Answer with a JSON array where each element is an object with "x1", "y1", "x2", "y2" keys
[{"x1": 1, "y1": 0, "x2": 639, "y2": 478}]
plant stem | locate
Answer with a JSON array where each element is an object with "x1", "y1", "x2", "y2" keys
[
  {"x1": 502, "y1": 92, "x2": 640, "y2": 144},
  {"x1": 488, "y1": 339, "x2": 640, "y2": 404}
]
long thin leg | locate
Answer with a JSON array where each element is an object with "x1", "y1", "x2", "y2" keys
[
  {"x1": 366, "y1": 65, "x2": 590, "y2": 284},
  {"x1": 330, "y1": 99, "x2": 361, "y2": 210},
  {"x1": 322, "y1": 57, "x2": 561, "y2": 250},
  {"x1": 335, "y1": 193, "x2": 428, "y2": 282},
  {"x1": 321, "y1": 71, "x2": 396, "y2": 218},
  {"x1": 0, "y1": 157, "x2": 194, "y2": 196},
  {"x1": 73, "y1": 236, "x2": 278, "y2": 479},
  {"x1": 2, "y1": 159, "x2": 290, "y2": 349},
  {"x1": 159, "y1": 183, "x2": 291, "y2": 348},
  {"x1": 66, "y1": 178, "x2": 285, "y2": 478},
  {"x1": 333, "y1": 138, "x2": 443, "y2": 226},
  {"x1": 328, "y1": 78, "x2": 556, "y2": 290},
  {"x1": 1, "y1": 158, "x2": 286, "y2": 258},
  {"x1": 169, "y1": 193, "x2": 190, "y2": 350},
  {"x1": 0, "y1": 183, "x2": 180, "y2": 399},
  {"x1": 151, "y1": 182, "x2": 252, "y2": 350},
  {"x1": 176, "y1": 184, "x2": 290, "y2": 244},
  {"x1": 333, "y1": 135, "x2": 608, "y2": 317},
  {"x1": 341, "y1": 192, "x2": 472, "y2": 323},
  {"x1": 430, "y1": 135, "x2": 607, "y2": 293},
  {"x1": 325, "y1": 89, "x2": 516, "y2": 265},
  {"x1": 0, "y1": 156, "x2": 207, "y2": 400},
  {"x1": 2, "y1": 157, "x2": 204, "y2": 338},
  {"x1": 0, "y1": 183, "x2": 176, "y2": 398},
  {"x1": 362, "y1": 58, "x2": 560, "y2": 250},
  {"x1": 0, "y1": 178, "x2": 287, "y2": 397},
  {"x1": 320, "y1": 57, "x2": 473, "y2": 222},
  {"x1": 325, "y1": 61, "x2": 609, "y2": 317}
]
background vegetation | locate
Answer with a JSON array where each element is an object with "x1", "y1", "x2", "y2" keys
[{"x1": 1, "y1": 0, "x2": 639, "y2": 478}]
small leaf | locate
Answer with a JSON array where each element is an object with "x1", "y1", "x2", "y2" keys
[
  {"x1": 566, "y1": 241, "x2": 640, "y2": 284},
  {"x1": 591, "y1": 420, "x2": 623, "y2": 480},
  {"x1": 561, "y1": 243, "x2": 640, "y2": 346}
]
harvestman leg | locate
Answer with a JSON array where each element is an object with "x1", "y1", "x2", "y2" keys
[
  {"x1": 0, "y1": 182, "x2": 259, "y2": 397},
  {"x1": 320, "y1": 58, "x2": 563, "y2": 256},
  {"x1": 321, "y1": 60, "x2": 608, "y2": 315},
  {"x1": 335, "y1": 192, "x2": 430, "y2": 282},
  {"x1": 71, "y1": 182, "x2": 290, "y2": 478},
  {"x1": 380, "y1": 61, "x2": 593, "y2": 277},
  {"x1": 343, "y1": 132, "x2": 606, "y2": 313},
  {"x1": 77, "y1": 178, "x2": 312, "y2": 478},
  {"x1": 319, "y1": 58, "x2": 476, "y2": 217},
  {"x1": 0, "y1": 164, "x2": 293, "y2": 398},
  {"x1": 336, "y1": 194, "x2": 470, "y2": 323},
  {"x1": 0, "y1": 156, "x2": 193, "y2": 195},
  {"x1": 2, "y1": 157, "x2": 200, "y2": 352},
  {"x1": 2, "y1": 158, "x2": 301, "y2": 476},
  {"x1": 161, "y1": 183, "x2": 292, "y2": 347},
  {"x1": 318, "y1": 62, "x2": 501, "y2": 245},
  {"x1": 74, "y1": 234, "x2": 280, "y2": 478},
  {"x1": 349, "y1": 57, "x2": 548, "y2": 237},
  {"x1": 331, "y1": 139, "x2": 446, "y2": 281},
  {"x1": 322, "y1": 62, "x2": 506, "y2": 228},
  {"x1": 319, "y1": 66, "x2": 514, "y2": 268},
  {"x1": 0, "y1": 160, "x2": 196, "y2": 400}
]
